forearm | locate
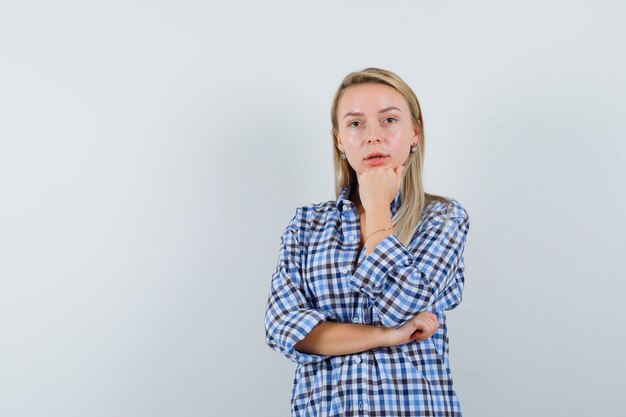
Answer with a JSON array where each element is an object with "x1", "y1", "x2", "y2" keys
[
  {"x1": 294, "y1": 321, "x2": 391, "y2": 356},
  {"x1": 364, "y1": 204, "x2": 394, "y2": 256}
]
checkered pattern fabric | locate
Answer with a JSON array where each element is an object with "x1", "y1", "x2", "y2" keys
[{"x1": 265, "y1": 185, "x2": 470, "y2": 416}]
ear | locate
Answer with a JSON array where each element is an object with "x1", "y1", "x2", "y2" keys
[
  {"x1": 333, "y1": 129, "x2": 344, "y2": 152},
  {"x1": 412, "y1": 125, "x2": 420, "y2": 143}
]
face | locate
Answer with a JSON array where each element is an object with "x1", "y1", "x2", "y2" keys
[{"x1": 335, "y1": 83, "x2": 418, "y2": 176}]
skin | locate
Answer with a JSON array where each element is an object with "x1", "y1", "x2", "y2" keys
[{"x1": 294, "y1": 83, "x2": 438, "y2": 356}]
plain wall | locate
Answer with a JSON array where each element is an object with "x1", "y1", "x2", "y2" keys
[{"x1": 1, "y1": 1, "x2": 625, "y2": 416}]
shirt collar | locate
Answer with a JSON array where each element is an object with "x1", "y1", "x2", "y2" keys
[{"x1": 336, "y1": 185, "x2": 403, "y2": 217}]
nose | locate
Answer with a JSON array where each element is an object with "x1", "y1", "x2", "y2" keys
[{"x1": 365, "y1": 124, "x2": 383, "y2": 143}]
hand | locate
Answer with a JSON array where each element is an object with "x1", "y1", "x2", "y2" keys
[
  {"x1": 357, "y1": 165, "x2": 405, "y2": 212},
  {"x1": 385, "y1": 311, "x2": 439, "y2": 346}
]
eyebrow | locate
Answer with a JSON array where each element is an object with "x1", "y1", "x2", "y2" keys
[{"x1": 343, "y1": 106, "x2": 402, "y2": 119}]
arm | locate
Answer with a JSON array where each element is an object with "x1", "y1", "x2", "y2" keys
[
  {"x1": 264, "y1": 208, "x2": 441, "y2": 362},
  {"x1": 351, "y1": 202, "x2": 470, "y2": 329},
  {"x1": 264, "y1": 209, "x2": 336, "y2": 365},
  {"x1": 362, "y1": 204, "x2": 395, "y2": 257},
  {"x1": 294, "y1": 312, "x2": 440, "y2": 356},
  {"x1": 354, "y1": 166, "x2": 469, "y2": 328}
]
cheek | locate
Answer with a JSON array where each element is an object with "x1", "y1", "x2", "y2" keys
[
  {"x1": 340, "y1": 132, "x2": 362, "y2": 147},
  {"x1": 389, "y1": 132, "x2": 412, "y2": 158},
  {"x1": 392, "y1": 147, "x2": 410, "y2": 162},
  {"x1": 341, "y1": 128, "x2": 362, "y2": 140}
]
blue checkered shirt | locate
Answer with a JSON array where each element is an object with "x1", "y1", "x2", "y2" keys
[{"x1": 264, "y1": 185, "x2": 470, "y2": 416}]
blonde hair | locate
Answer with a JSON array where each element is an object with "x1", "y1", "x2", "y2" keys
[{"x1": 330, "y1": 68, "x2": 451, "y2": 247}]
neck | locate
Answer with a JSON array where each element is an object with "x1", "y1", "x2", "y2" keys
[{"x1": 349, "y1": 185, "x2": 365, "y2": 215}]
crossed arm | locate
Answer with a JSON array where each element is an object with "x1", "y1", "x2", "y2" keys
[
  {"x1": 265, "y1": 203, "x2": 469, "y2": 364},
  {"x1": 294, "y1": 311, "x2": 439, "y2": 356}
]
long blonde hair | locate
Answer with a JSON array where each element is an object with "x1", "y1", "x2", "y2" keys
[{"x1": 330, "y1": 68, "x2": 451, "y2": 247}]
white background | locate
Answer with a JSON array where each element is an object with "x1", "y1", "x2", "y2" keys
[{"x1": 1, "y1": 1, "x2": 625, "y2": 416}]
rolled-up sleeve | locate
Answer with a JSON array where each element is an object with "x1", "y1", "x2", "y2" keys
[
  {"x1": 349, "y1": 205, "x2": 470, "y2": 329},
  {"x1": 264, "y1": 209, "x2": 334, "y2": 365}
]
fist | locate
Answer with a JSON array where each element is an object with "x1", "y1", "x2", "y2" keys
[
  {"x1": 406, "y1": 311, "x2": 440, "y2": 343},
  {"x1": 386, "y1": 311, "x2": 440, "y2": 347},
  {"x1": 357, "y1": 165, "x2": 405, "y2": 212}
]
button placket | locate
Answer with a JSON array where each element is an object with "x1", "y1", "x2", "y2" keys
[
  {"x1": 362, "y1": 297, "x2": 372, "y2": 324},
  {"x1": 340, "y1": 206, "x2": 360, "y2": 251}
]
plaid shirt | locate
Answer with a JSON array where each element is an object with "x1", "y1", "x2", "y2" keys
[{"x1": 264, "y1": 185, "x2": 470, "y2": 416}]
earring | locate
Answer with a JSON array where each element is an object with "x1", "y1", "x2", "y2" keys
[
  {"x1": 341, "y1": 152, "x2": 347, "y2": 160},
  {"x1": 410, "y1": 144, "x2": 417, "y2": 153}
]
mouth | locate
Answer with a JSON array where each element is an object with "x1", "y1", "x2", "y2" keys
[
  {"x1": 364, "y1": 152, "x2": 389, "y2": 160},
  {"x1": 364, "y1": 152, "x2": 389, "y2": 166}
]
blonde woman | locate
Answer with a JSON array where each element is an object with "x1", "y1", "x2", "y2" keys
[{"x1": 265, "y1": 68, "x2": 470, "y2": 416}]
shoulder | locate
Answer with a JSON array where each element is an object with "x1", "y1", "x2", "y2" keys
[
  {"x1": 408, "y1": 197, "x2": 470, "y2": 247},
  {"x1": 423, "y1": 197, "x2": 469, "y2": 219},
  {"x1": 284, "y1": 199, "x2": 338, "y2": 234},
  {"x1": 420, "y1": 197, "x2": 470, "y2": 230}
]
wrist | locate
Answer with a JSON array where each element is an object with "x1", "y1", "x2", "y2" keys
[
  {"x1": 376, "y1": 326, "x2": 395, "y2": 348},
  {"x1": 363, "y1": 202, "x2": 390, "y2": 215},
  {"x1": 364, "y1": 205, "x2": 393, "y2": 230},
  {"x1": 364, "y1": 227, "x2": 394, "y2": 245}
]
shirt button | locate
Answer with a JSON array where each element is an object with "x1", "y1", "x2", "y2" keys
[
  {"x1": 352, "y1": 316, "x2": 359, "y2": 324},
  {"x1": 349, "y1": 235, "x2": 356, "y2": 242},
  {"x1": 341, "y1": 267, "x2": 349, "y2": 274},
  {"x1": 343, "y1": 203, "x2": 350, "y2": 211},
  {"x1": 358, "y1": 400, "x2": 363, "y2": 410},
  {"x1": 354, "y1": 356, "x2": 362, "y2": 364}
]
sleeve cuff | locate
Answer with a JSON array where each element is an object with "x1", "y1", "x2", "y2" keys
[{"x1": 282, "y1": 309, "x2": 332, "y2": 365}]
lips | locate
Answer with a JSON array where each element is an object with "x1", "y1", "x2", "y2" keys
[
  {"x1": 364, "y1": 152, "x2": 389, "y2": 167},
  {"x1": 364, "y1": 152, "x2": 388, "y2": 160}
]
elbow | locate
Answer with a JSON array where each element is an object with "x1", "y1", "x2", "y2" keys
[
  {"x1": 264, "y1": 307, "x2": 282, "y2": 351},
  {"x1": 264, "y1": 317, "x2": 299, "y2": 358},
  {"x1": 264, "y1": 326, "x2": 275, "y2": 349},
  {"x1": 265, "y1": 323, "x2": 290, "y2": 358},
  {"x1": 264, "y1": 311, "x2": 331, "y2": 365}
]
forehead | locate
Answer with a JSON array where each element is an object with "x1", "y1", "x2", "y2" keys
[{"x1": 338, "y1": 83, "x2": 408, "y2": 113}]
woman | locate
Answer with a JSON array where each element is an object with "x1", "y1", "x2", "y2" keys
[{"x1": 264, "y1": 68, "x2": 470, "y2": 416}]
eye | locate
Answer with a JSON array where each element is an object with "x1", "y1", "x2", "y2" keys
[
  {"x1": 348, "y1": 120, "x2": 361, "y2": 127},
  {"x1": 384, "y1": 117, "x2": 397, "y2": 124}
]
